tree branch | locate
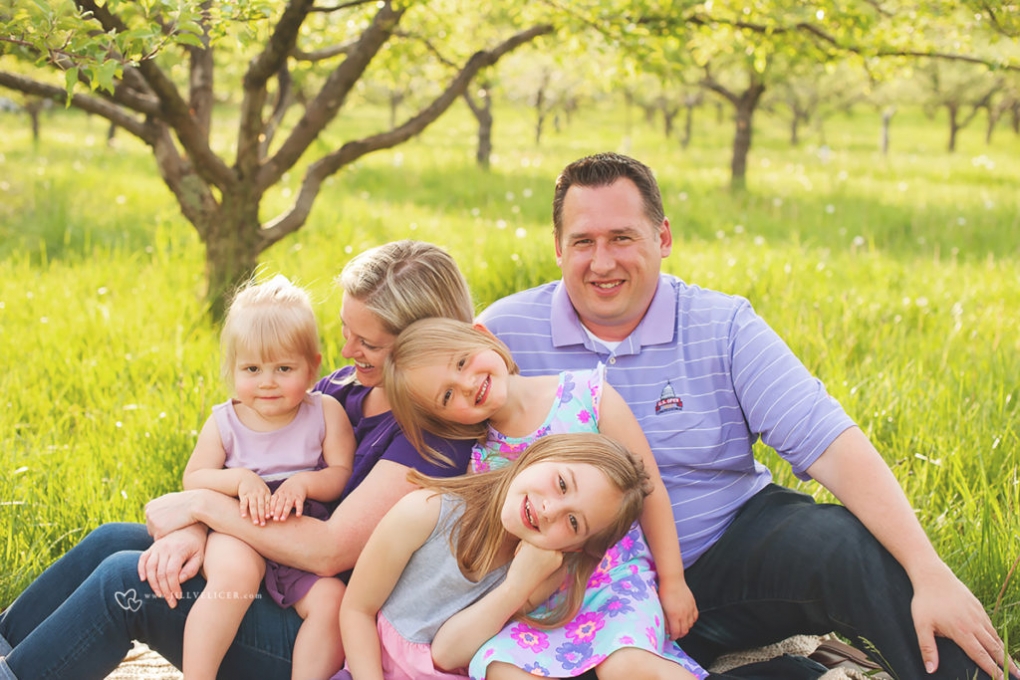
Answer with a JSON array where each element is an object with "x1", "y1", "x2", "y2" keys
[
  {"x1": 150, "y1": 127, "x2": 220, "y2": 241},
  {"x1": 308, "y1": 0, "x2": 378, "y2": 13},
  {"x1": 188, "y1": 1, "x2": 215, "y2": 140},
  {"x1": 237, "y1": 0, "x2": 315, "y2": 177},
  {"x1": 256, "y1": 0, "x2": 406, "y2": 191},
  {"x1": 685, "y1": 13, "x2": 1020, "y2": 72},
  {"x1": 0, "y1": 70, "x2": 154, "y2": 142},
  {"x1": 244, "y1": 0, "x2": 314, "y2": 89},
  {"x1": 75, "y1": 0, "x2": 235, "y2": 190},
  {"x1": 258, "y1": 23, "x2": 553, "y2": 246},
  {"x1": 291, "y1": 40, "x2": 357, "y2": 62},
  {"x1": 392, "y1": 29, "x2": 458, "y2": 68}
]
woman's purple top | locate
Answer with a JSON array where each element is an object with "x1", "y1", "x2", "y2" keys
[{"x1": 313, "y1": 366, "x2": 472, "y2": 502}]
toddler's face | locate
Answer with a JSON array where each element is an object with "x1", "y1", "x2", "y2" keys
[{"x1": 233, "y1": 352, "x2": 318, "y2": 426}]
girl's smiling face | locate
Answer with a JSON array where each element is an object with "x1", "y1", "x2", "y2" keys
[
  {"x1": 406, "y1": 348, "x2": 510, "y2": 425},
  {"x1": 501, "y1": 460, "x2": 622, "y2": 553}
]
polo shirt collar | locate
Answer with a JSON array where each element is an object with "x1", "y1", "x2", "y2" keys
[{"x1": 549, "y1": 275, "x2": 677, "y2": 355}]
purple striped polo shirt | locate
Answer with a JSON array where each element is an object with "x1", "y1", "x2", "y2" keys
[{"x1": 478, "y1": 274, "x2": 855, "y2": 566}]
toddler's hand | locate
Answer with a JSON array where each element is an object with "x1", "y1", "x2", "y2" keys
[
  {"x1": 237, "y1": 473, "x2": 272, "y2": 525},
  {"x1": 270, "y1": 477, "x2": 308, "y2": 521}
]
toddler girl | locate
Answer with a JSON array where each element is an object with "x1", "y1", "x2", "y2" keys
[{"x1": 182, "y1": 275, "x2": 354, "y2": 680}]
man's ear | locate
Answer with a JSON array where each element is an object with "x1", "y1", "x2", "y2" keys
[
  {"x1": 555, "y1": 236, "x2": 563, "y2": 267},
  {"x1": 473, "y1": 322, "x2": 497, "y2": 340}
]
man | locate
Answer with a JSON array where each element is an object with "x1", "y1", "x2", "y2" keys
[{"x1": 478, "y1": 152, "x2": 1016, "y2": 680}]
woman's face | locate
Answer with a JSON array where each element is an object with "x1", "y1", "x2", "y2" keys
[
  {"x1": 501, "y1": 460, "x2": 622, "y2": 553},
  {"x1": 340, "y1": 292, "x2": 396, "y2": 388}
]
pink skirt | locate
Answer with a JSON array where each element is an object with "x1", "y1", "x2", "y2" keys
[{"x1": 373, "y1": 613, "x2": 468, "y2": 680}]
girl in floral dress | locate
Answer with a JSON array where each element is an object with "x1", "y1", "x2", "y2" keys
[{"x1": 384, "y1": 318, "x2": 706, "y2": 680}]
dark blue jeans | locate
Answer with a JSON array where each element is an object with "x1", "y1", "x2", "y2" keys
[
  {"x1": 0, "y1": 522, "x2": 302, "y2": 680},
  {"x1": 680, "y1": 484, "x2": 1007, "y2": 680}
]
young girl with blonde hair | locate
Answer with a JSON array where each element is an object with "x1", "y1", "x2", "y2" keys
[
  {"x1": 384, "y1": 318, "x2": 706, "y2": 680},
  {"x1": 182, "y1": 275, "x2": 354, "y2": 680},
  {"x1": 339, "y1": 433, "x2": 657, "y2": 680}
]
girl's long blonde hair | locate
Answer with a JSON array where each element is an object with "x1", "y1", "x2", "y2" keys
[
  {"x1": 384, "y1": 318, "x2": 517, "y2": 461},
  {"x1": 410, "y1": 432, "x2": 650, "y2": 628}
]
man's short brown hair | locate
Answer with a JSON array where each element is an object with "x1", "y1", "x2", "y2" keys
[{"x1": 552, "y1": 153, "x2": 665, "y2": 240}]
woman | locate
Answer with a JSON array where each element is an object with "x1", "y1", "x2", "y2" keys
[{"x1": 0, "y1": 240, "x2": 476, "y2": 680}]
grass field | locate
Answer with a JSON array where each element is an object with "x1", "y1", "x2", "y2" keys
[{"x1": 1, "y1": 94, "x2": 1019, "y2": 656}]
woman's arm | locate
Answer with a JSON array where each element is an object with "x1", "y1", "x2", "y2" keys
[
  {"x1": 599, "y1": 383, "x2": 697, "y2": 638},
  {"x1": 340, "y1": 490, "x2": 440, "y2": 680},
  {"x1": 146, "y1": 458, "x2": 419, "y2": 577},
  {"x1": 430, "y1": 541, "x2": 564, "y2": 671}
]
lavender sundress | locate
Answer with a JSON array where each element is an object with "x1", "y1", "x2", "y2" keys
[{"x1": 468, "y1": 367, "x2": 706, "y2": 679}]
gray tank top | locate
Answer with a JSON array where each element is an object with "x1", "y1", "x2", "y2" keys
[{"x1": 380, "y1": 494, "x2": 510, "y2": 644}]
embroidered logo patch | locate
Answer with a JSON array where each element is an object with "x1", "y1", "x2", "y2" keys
[{"x1": 655, "y1": 381, "x2": 683, "y2": 414}]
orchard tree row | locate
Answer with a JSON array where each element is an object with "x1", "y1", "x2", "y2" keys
[{"x1": 1, "y1": 0, "x2": 1017, "y2": 316}]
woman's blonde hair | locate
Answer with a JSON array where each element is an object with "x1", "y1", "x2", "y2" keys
[
  {"x1": 410, "y1": 432, "x2": 650, "y2": 628},
  {"x1": 339, "y1": 240, "x2": 474, "y2": 336},
  {"x1": 220, "y1": 275, "x2": 320, "y2": 393},
  {"x1": 384, "y1": 318, "x2": 517, "y2": 460}
]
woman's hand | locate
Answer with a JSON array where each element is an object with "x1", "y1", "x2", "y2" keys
[{"x1": 137, "y1": 524, "x2": 208, "y2": 608}]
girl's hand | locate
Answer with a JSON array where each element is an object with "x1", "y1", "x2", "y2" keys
[
  {"x1": 659, "y1": 576, "x2": 698, "y2": 639},
  {"x1": 237, "y1": 472, "x2": 272, "y2": 525},
  {"x1": 507, "y1": 541, "x2": 564, "y2": 592},
  {"x1": 270, "y1": 475, "x2": 309, "y2": 521}
]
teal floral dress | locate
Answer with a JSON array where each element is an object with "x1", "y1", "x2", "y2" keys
[{"x1": 468, "y1": 367, "x2": 706, "y2": 679}]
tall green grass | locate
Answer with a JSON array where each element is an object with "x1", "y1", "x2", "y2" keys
[{"x1": 1, "y1": 97, "x2": 1018, "y2": 653}]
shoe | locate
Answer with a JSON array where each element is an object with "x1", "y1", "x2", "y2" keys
[{"x1": 808, "y1": 639, "x2": 892, "y2": 678}]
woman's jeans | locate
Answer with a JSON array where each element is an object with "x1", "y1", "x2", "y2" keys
[
  {"x1": 681, "y1": 484, "x2": 1010, "y2": 680},
  {"x1": 0, "y1": 522, "x2": 302, "y2": 680}
]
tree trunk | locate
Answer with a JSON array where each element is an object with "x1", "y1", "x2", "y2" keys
[
  {"x1": 534, "y1": 85, "x2": 546, "y2": 146},
  {"x1": 25, "y1": 99, "x2": 44, "y2": 144},
  {"x1": 201, "y1": 195, "x2": 265, "y2": 321},
  {"x1": 463, "y1": 81, "x2": 493, "y2": 170},
  {"x1": 477, "y1": 110, "x2": 492, "y2": 168},
  {"x1": 662, "y1": 104, "x2": 678, "y2": 139},
  {"x1": 730, "y1": 83, "x2": 765, "y2": 191},
  {"x1": 28, "y1": 108, "x2": 40, "y2": 143},
  {"x1": 790, "y1": 115, "x2": 800, "y2": 146},
  {"x1": 947, "y1": 104, "x2": 959, "y2": 153},
  {"x1": 881, "y1": 107, "x2": 896, "y2": 155},
  {"x1": 681, "y1": 103, "x2": 694, "y2": 149}
]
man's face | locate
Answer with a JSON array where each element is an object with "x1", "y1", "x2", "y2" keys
[{"x1": 556, "y1": 178, "x2": 672, "y2": 341}]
